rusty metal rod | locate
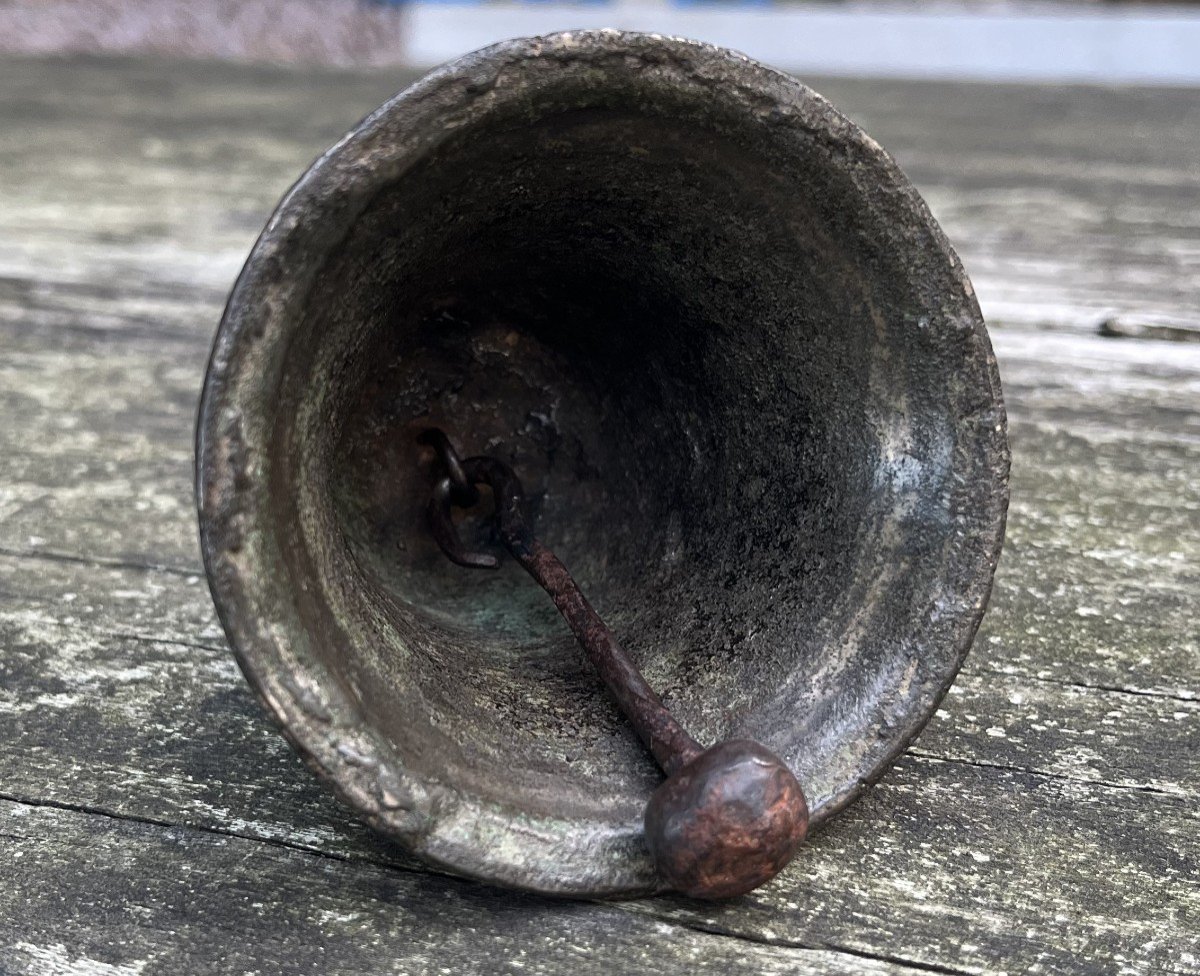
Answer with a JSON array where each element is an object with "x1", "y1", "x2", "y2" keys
[{"x1": 418, "y1": 428, "x2": 809, "y2": 899}]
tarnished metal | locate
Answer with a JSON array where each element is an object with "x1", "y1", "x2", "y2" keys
[
  {"x1": 417, "y1": 427, "x2": 478, "y2": 508},
  {"x1": 422, "y1": 428, "x2": 808, "y2": 898},
  {"x1": 196, "y1": 30, "x2": 1010, "y2": 899}
]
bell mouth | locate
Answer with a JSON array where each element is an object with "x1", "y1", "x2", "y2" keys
[{"x1": 197, "y1": 30, "x2": 1008, "y2": 897}]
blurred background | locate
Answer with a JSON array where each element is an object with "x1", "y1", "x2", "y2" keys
[{"x1": 1, "y1": 0, "x2": 1198, "y2": 82}]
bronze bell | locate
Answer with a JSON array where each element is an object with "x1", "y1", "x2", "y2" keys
[{"x1": 196, "y1": 30, "x2": 1009, "y2": 898}]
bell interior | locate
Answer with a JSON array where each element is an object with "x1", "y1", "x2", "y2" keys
[{"x1": 267, "y1": 92, "x2": 964, "y2": 826}]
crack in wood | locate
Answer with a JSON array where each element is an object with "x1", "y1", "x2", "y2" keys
[
  {"x1": 973, "y1": 666, "x2": 1198, "y2": 704},
  {"x1": 0, "y1": 791, "x2": 950, "y2": 975},
  {"x1": 0, "y1": 789, "x2": 356, "y2": 866},
  {"x1": 0, "y1": 545, "x2": 201, "y2": 579},
  {"x1": 633, "y1": 914, "x2": 982, "y2": 976},
  {"x1": 905, "y1": 752, "x2": 1193, "y2": 799}
]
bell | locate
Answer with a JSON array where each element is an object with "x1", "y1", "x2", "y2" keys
[{"x1": 196, "y1": 30, "x2": 1009, "y2": 898}]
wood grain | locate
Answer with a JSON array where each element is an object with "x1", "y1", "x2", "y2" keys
[
  {"x1": 1, "y1": 55, "x2": 1197, "y2": 975},
  {"x1": 4, "y1": 799, "x2": 921, "y2": 976}
]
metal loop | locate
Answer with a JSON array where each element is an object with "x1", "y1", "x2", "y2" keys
[
  {"x1": 427, "y1": 471, "x2": 500, "y2": 570},
  {"x1": 423, "y1": 440, "x2": 532, "y2": 570},
  {"x1": 418, "y1": 428, "x2": 477, "y2": 506}
]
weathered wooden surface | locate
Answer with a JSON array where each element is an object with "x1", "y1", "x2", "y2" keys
[{"x1": 0, "y1": 55, "x2": 1197, "y2": 975}]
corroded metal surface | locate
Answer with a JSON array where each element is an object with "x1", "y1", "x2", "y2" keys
[
  {"x1": 645, "y1": 740, "x2": 809, "y2": 900},
  {"x1": 196, "y1": 30, "x2": 1009, "y2": 896},
  {"x1": 422, "y1": 432, "x2": 808, "y2": 897}
]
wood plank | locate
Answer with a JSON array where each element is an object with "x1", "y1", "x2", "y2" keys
[
  {"x1": 4, "y1": 325, "x2": 1197, "y2": 701},
  {"x1": 816, "y1": 79, "x2": 1200, "y2": 333},
  {"x1": 0, "y1": 56, "x2": 410, "y2": 349},
  {"x1": 2, "y1": 58, "x2": 1197, "y2": 692},
  {"x1": 2, "y1": 61, "x2": 1198, "y2": 350},
  {"x1": 3, "y1": 546, "x2": 1194, "y2": 829},
  {"x1": 1, "y1": 547, "x2": 1196, "y2": 974},
  {"x1": 0, "y1": 332, "x2": 205, "y2": 573},
  {"x1": 982, "y1": 331, "x2": 1200, "y2": 700},
  {"x1": 2, "y1": 54, "x2": 1198, "y2": 975},
  {"x1": 2, "y1": 551, "x2": 1194, "y2": 820},
  {"x1": 2, "y1": 800, "x2": 914, "y2": 976}
]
